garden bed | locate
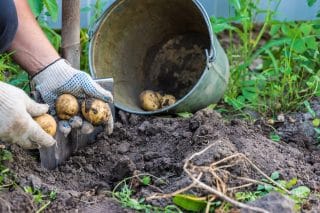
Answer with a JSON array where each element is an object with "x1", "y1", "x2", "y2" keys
[{"x1": 0, "y1": 107, "x2": 319, "y2": 212}]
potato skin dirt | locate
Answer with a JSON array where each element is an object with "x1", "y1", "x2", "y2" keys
[
  {"x1": 81, "y1": 98, "x2": 111, "y2": 125},
  {"x1": 2, "y1": 108, "x2": 320, "y2": 212}
]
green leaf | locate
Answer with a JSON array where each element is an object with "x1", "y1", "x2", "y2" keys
[
  {"x1": 212, "y1": 23, "x2": 235, "y2": 33},
  {"x1": 313, "y1": 118, "x2": 320, "y2": 127},
  {"x1": 173, "y1": 194, "x2": 207, "y2": 212},
  {"x1": 269, "y1": 132, "x2": 281, "y2": 142},
  {"x1": 176, "y1": 112, "x2": 193, "y2": 118},
  {"x1": 305, "y1": 37, "x2": 318, "y2": 50},
  {"x1": 270, "y1": 25, "x2": 281, "y2": 36},
  {"x1": 299, "y1": 23, "x2": 313, "y2": 35},
  {"x1": 286, "y1": 178, "x2": 298, "y2": 189},
  {"x1": 207, "y1": 104, "x2": 217, "y2": 110},
  {"x1": 28, "y1": 0, "x2": 44, "y2": 17},
  {"x1": 229, "y1": 0, "x2": 241, "y2": 11},
  {"x1": 290, "y1": 186, "x2": 311, "y2": 199},
  {"x1": 304, "y1": 101, "x2": 316, "y2": 118},
  {"x1": 307, "y1": 0, "x2": 317, "y2": 7},
  {"x1": 270, "y1": 171, "x2": 280, "y2": 180},
  {"x1": 43, "y1": 0, "x2": 59, "y2": 21},
  {"x1": 141, "y1": 176, "x2": 151, "y2": 186},
  {"x1": 293, "y1": 39, "x2": 307, "y2": 53}
]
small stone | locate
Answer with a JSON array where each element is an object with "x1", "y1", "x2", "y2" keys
[
  {"x1": 267, "y1": 118, "x2": 275, "y2": 125},
  {"x1": 81, "y1": 121, "x2": 94, "y2": 135},
  {"x1": 29, "y1": 174, "x2": 42, "y2": 189},
  {"x1": 118, "y1": 110, "x2": 129, "y2": 125},
  {"x1": 277, "y1": 113, "x2": 285, "y2": 122},
  {"x1": 69, "y1": 116, "x2": 83, "y2": 128},
  {"x1": 303, "y1": 113, "x2": 313, "y2": 120},
  {"x1": 58, "y1": 121, "x2": 72, "y2": 137},
  {"x1": 241, "y1": 192, "x2": 295, "y2": 213},
  {"x1": 288, "y1": 116, "x2": 296, "y2": 123},
  {"x1": 138, "y1": 121, "x2": 151, "y2": 132},
  {"x1": 85, "y1": 164, "x2": 95, "y2": 173},
  {"x1": 117, "y1": 142, "x2": 130, "y2": 154}
]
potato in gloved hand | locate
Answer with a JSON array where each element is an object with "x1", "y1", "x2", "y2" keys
[
  {"x1": 81, "y1": 98, "x2": 113, "y2": 135},
  {"x1": 55, "y1": 94, "x2": 79, "y2": 120},
  {"x1": 0, "y1": 82, "x2": 56, "y2": 149},
  {"x1": 33, "y1": 114, "x2": 57, "y2": 136}
]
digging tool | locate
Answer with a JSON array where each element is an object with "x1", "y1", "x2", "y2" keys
[{"x1": 33, "y1": 1, "x2": 114, "y2": 170}]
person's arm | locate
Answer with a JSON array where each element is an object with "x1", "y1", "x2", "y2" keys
[
  {"x1": 9, "y1": 0, "x2": 60, "y2": 75},
  {"x1": 9, "y1": 0, "x2": 113, "y2": 108}
]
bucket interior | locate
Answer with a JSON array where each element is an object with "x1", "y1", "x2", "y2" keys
[{"x1": 91, "y1": 0, "x2": 212, "y2": 112}]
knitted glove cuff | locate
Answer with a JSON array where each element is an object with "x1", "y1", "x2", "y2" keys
[
  {"x1": 32, "y1": 59, "x2": 78, "y2": 92},
  {"x1": 0, "y1": 82, "x2": 21, "y2": 111}
]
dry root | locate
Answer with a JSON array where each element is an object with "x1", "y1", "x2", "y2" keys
[{"x1": 147, "y1": 139, "x2": 290, "y2": 213}]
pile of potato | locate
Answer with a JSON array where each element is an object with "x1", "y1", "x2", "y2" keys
[
  {"x1": 34, "y1": 94, "x2": 112, "y2": 137},
  {"x1": 139, "y1": 90, "x2": 176, "y2": 111}
]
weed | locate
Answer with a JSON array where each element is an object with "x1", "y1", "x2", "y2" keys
[
  {"x1": 211, "y1": 0, "x2": 320, "y2": 116},
  {"x1": 0, "y1": 148, "x2": 15, "y2": 189},
  {"x1": 112, "y1": 174, "x2": 182, "y2": 212},
  {"x1": 269, "y1": 131, "x2": 281, "y2": 142},
  {"x1": 235, "y1": 171, "x2": 311, "y2": 211},
  {"x1": 303, "y1": 100, "x2": 320, "y2": 145},
  {"x1": 24, "y1": 186, "x2": 57, "y2": 213}
]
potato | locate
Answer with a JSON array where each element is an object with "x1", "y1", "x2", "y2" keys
[
  {"x1": 81, "y1": 98, "x2": 111, "y2": 125},
  {"x1": 139, "y1": 90, "x2": 161, "y2": 111},
  {"x1": 155, "y1": 92, "x2": 163, "y2": 101},
  {"x1": 160, "y1": 94, "x2": 176, "y2": 108},
  {"x1": 56, "y1": 94, "x2": 79, "y2": 120},
  {"x1": 34, "y1": 114, "x2": 57, "y2": 136}
]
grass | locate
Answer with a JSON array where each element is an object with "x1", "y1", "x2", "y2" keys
[
  {"x1": 112, "y1": 174, "x2": 182, "y2": 213},
  {"x1": 0, "y1": 147, "x2": 56, "y2": 212},
  {"x1": 111, "y1": 171, "x2": 311, "y2": 212}
]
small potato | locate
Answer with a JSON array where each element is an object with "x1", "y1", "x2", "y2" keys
[
  {"x1": 81, "y1": 98, "x2": 111, "y2": 125},
  {"x1": 155, "y1": 92, "x2": 163, "y2": 101},
  {"x1": 160, "y1": 94, "x2": 176, "y2": 108},
  {"x1": 139, "y1": 90, "x2": 160, "y2": 111},
  {"x1": 56, "y1": 94, "x2": 79, "y2": 120},
  {"x1": 34, "y1": 114, "x2": 57, "y2": 136}
]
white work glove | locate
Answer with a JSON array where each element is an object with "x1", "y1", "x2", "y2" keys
[
  {"x1": 0, "y1": 82, "x2": 56, "y2": 149},
  {"x1": 32, "y1": 59, "x2": 114, "y2": 135}
]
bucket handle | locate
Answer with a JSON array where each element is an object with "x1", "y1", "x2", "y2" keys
[{"x1": 193, "y1": 0, "x2": 217, "y2": 63}]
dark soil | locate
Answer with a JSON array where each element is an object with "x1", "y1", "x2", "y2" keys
[
  {"x1": 1, "y1": 108, "x2": 319, "y2": 212},
  {"x1": 143, "y1": 33, "x2": 208, "y2": 99}
]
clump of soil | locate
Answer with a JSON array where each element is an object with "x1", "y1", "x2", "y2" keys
[{"x1": 1, "y1": 108, "x2": 320, "y2": 212}]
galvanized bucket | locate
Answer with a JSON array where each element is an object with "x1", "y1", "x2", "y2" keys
[{"x1": 89, "y1": 0, "x2": 229, "y2": 115}]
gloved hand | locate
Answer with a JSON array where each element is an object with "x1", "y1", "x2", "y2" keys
[
  {"x1": 0, "y1": 82, "x2": 56, "y2": 149},
  {"x1": 32, "y1": 58, "x2": 114, "y2": 135}
]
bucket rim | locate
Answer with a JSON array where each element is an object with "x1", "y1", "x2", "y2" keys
[{"x1": 88, "y1": 0, "x2": 216, "y2": 78}]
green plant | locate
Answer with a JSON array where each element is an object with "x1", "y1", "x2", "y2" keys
[
  {"x1": 303, "y1": 100, "x2": 320, "y2": 145},
  {"x1": 269, "y1": 131, "x2": 281, "y2": 142},
  {"x1": 80, "y1": 1, "x2": 108, "y2": 72},
  {"x1": 235, "y1": 171, "x2": 311, "y2": 211},
  {"x1": 24, "y1": 186, "x2": 57, "y2": 213},
  {"x1": 112, "y1": 174, "x2": 181, "y2": 212},
  {"x1": 212, "y1": 0, "x2": 320, "y2": 116},
  {"x1": 28, "y1": 0, "x2": 58, "y2": 21},
  {"x1": 0, "y1": 148, "x2": 15, "y2": 189}
]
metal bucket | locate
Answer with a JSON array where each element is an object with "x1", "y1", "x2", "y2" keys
[{"x1": 89, "y1": 0, "x2": 229, "y2": 115}]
